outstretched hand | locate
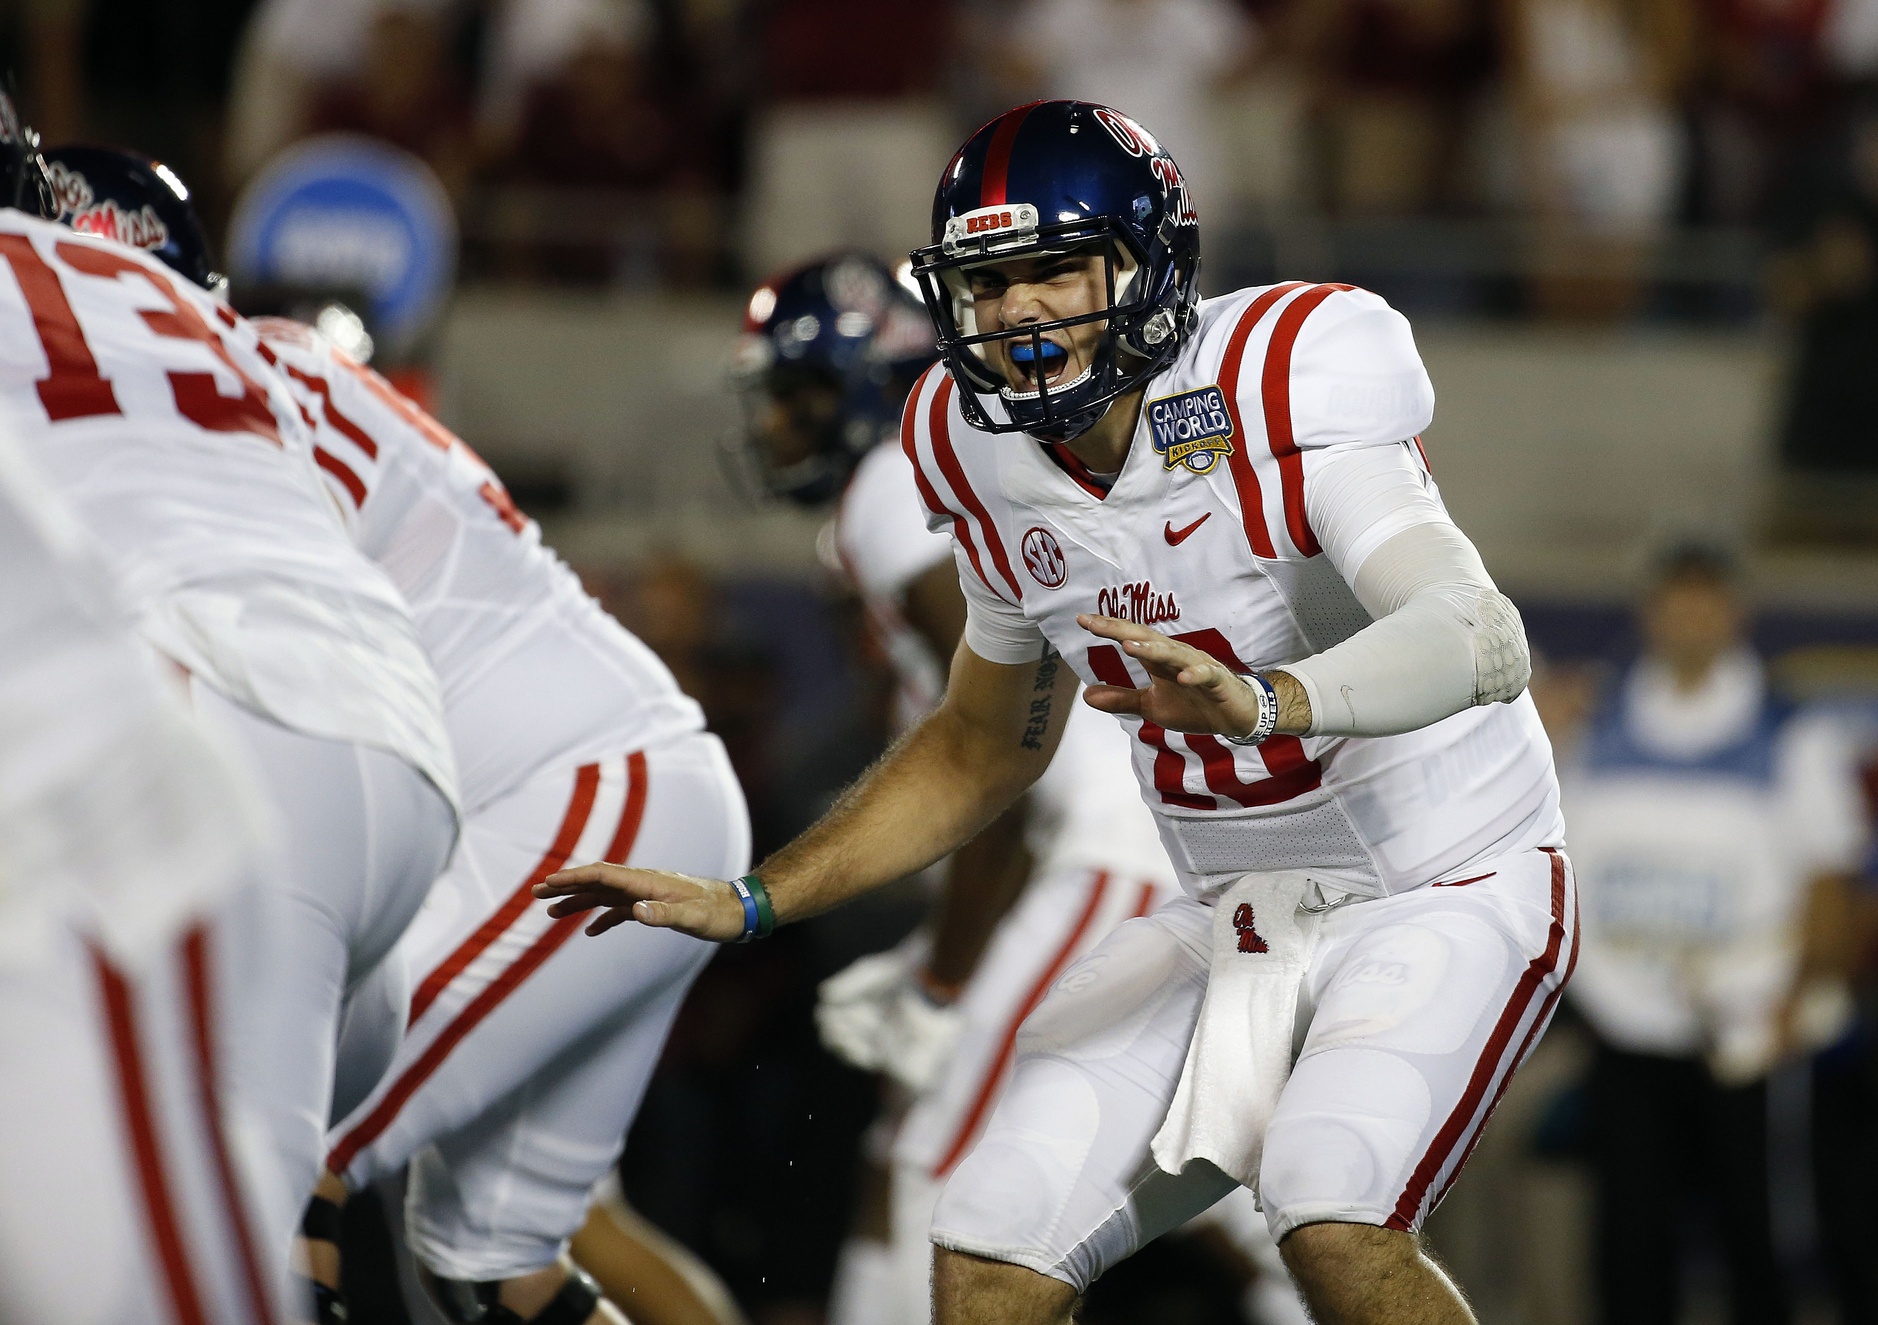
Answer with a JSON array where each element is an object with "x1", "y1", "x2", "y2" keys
[
  {"x1": 533, "y1": 865, "x2": 747, "y2": 941},
  {"x1": 1078, "y1": 614, "x2": 1304, "y2": 737}
]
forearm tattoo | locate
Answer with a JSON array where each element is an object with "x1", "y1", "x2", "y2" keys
[{"x1": 1020, "y1": 650, "x2": 1060, "y2": 750}]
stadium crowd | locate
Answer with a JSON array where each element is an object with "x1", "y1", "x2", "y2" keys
[{"x1": 5, "y1": 4, "x2": 1878, "y2": 1325}]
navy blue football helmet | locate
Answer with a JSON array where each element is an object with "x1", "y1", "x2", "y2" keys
[
  {"x1": 42, "y1": 145, "x2": 225, "y2": 294},
  {"x1": 731, "y1": 253, "x2": 937, "y2": 506},
  {"x1": 0, "y1": 92, "x2": 55, "y2": 218},
  {"x1": 909, "y1": 100, "x2": 1202, "y2": 443}
]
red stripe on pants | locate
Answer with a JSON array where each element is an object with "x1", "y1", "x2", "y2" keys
[
  {"x1": 181, "y1": 925, "x2": 279, "y2": 1325},
  {"x1": 408, "y1": 763, "x2": 601, "y2": 1026},
  {"x1": 327, "y1": 755, "x2": 649, "y2": 1176},
  {"x1": 933, "y1": 872, "x2": 1112, "y2": 1179},
  {"x1": 1385, "y1": 851, "x2": 1569, "y2": 1230},
  {"x1": 92, "y1": 944, "x2": 210, "y2": 1325}
]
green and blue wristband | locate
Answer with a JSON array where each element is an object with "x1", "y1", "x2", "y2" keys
[{"x1": 729, "y1": 873, "x2": 775, "y2": 943}]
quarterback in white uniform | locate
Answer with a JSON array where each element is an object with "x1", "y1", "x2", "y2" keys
[
  {"x1": 543, "y1": 101, "x2": 1572, "y2": 1325},
  {"x1": 0, "y1": 126, "x2": 461, "y2": 1310},
  {"x1": 741, "y1": 257, "x2": 1303, "y2": 1323},
  {"x1": 0, "y1": 414, "x2": 284, "y2": 1325}
]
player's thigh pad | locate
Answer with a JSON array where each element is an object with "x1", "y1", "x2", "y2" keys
[
  {"x1": 929, "y1": 896, "x2": 1238, "y2": 1292},
  {"x1": 1258, "y1": 848, "x2": 1576, "y2": 1239}
]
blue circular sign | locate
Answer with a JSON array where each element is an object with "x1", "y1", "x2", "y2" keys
[{"x1": 227, "y1": 135, "x2": 457, "y2": 354}]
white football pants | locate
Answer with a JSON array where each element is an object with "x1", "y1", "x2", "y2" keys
[
  {"x1": 932, "y1": 848, "x2": 1577, "y2": 1291},
  {"x1": 326, "y1": 733, "x2": 749, "y2": 1281},
  {"x1": 193, "y1": 684, "x2": 458, "y2": 1265},
  {"x1": 0, "y1": 916, "x2": 288, "y2": 1325}
]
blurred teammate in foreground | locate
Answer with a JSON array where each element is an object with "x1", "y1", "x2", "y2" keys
[
  {"x1": 0, "y1": 418, "x2": 282, "y2": 1325},
  {"x1": 543, "y1": 101, "x2": 1570, "y2": 1325},
  {"x1": 735, "y1": 253, "x2": 1305, "y2": 1325},
  {"x1": 43, "y1": 143, "x2": 756, "y2": 1325},
  {"x1": 2, "y1": 106, "x2": 463, "y2": 1319}
]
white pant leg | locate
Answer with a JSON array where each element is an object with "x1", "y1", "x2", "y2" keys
[
  {"x1": 194, "y1": 684, "x2": 457, "y2": 1254},
  {"x1": 932, "y1": 850, "x2": 1578, "y2": 1296},
  {"x1": 328, "y1": 733, "x2": 750, "y2": 1280},
  {"x1": 0, "y1": 917, "x2": 288, "y2": 1325},
  {"x1": 1259, "y1": 848, "x2": 1577, "y2": 1239},
  {"x1": 332, "y1": 944, "x2": 412, "y2": 1125},
  {"x1": 930, "y1": 895, "x2": 1236, "y2": 1291}
]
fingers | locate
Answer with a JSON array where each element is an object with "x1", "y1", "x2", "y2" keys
[
  {"x1": 1082, "y1": 684, "x2": 1144, "y2": 715},
  {"x1": 535, "y1": 865, "x2": 744, "y2": 942},
  {"x1": 1076, "y1": 614, "x2": 1164, "y2": 645}
]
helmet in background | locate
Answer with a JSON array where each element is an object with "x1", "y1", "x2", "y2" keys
[
  {"x1": 909, "y1": 100, "x2": 1201, "y2": 443},
  {"x1": 731, "y1": 253, "x2": 937, "y2": 506},
  {"x1": 42, "y1": 145, "x2": 225, "y2": 294}
]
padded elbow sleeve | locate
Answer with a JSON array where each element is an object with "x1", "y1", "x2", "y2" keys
[{"x1": 1281, "y1": 522, "x2": 1531, "y2": 738}]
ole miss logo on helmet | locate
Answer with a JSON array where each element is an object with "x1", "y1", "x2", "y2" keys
[
  {"x1": 46, "y1": 163, "x2": 170, "y2": 253},
  {"x1": 1022, "y1": 526, "x2": 1067, "y2": 589}
]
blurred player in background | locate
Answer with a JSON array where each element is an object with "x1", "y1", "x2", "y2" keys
[
  {"x1": 734, "y1": 254, "x2": 1305, "y2": 1325},
  {"x1": 39, "y1": 143, "x2": 755, "y2": 1325},
  {"x1": 0, "y1": 416, "x2": 284, "y2": 1325},
  {"x1": 542, "y1": 101, "x2": 1568, "y2": 1325},
  {"x1": 0, "y1": 109, "x2": 461, "y2": 1318},
  {"x1": 1563, "y1": 542, "x2": 1871, "y2": 1325}
]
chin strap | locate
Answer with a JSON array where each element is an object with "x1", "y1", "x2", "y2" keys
[{"x1": 424, "y1": 1263, "x2": 604, "y2": 1325}]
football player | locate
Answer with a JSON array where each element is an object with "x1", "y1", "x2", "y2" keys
[
  {"x1": 43, "y1": 144, "x2": 753, "y2": 1325},
  {"x1": 541, "y1": 101, "x2": 1572, "y2": 1325},
  {"x1": 736, "y1": 255, "x2": 1307, "y2": 1324},
  {"x1": 0, "y1": 415, "x2": 283, "y2": 1325},
  {"x1": 1, "y1": 112, "x2": 462, "y2": 1318}
]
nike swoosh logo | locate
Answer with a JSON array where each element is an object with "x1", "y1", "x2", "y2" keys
[{"x1": 1164, "y1": 513, "x2": 1211, "y2": 546}]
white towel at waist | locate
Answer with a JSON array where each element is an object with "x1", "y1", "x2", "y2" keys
[{"x1": 1152, "y1": 870, "x2": 1341, "y2": 1193}]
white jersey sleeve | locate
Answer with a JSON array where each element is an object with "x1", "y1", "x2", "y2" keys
[
  {"x1": 0, "y1": 212, "x2": 457, "y2": 810},
  {"x1": 1285, "y1": 286, "x2": 1434, "y2": 456},
  {"x1": 252, "y1": 318, "x2": 703, "y2": 811},
  {"x1": 0, "y1": 415, "x2": 266, "y2": 969}
]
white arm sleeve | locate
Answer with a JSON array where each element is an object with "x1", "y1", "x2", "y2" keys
[
  {"x1": 957, "y1": 547, "x2": 1050, "y2": 664},
  {"x1": 1281, "y1": 445, "x2": 1531, "y2": 737}
]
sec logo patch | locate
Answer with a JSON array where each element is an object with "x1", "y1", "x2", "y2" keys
[
  {"x1": 1022, "y1": 526, "x2": 1067, "y2": 589},
  {"x1": 1147, "y1": 385, "x2": 1233, "y2": 475}
]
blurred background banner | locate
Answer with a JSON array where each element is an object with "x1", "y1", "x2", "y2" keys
[{"x1": 226, "y1": 133, "x2": 457, "y2": 357}]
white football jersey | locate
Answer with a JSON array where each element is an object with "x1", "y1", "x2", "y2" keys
[
  {"x1": 904, "y1": 281, "x2": 1564, "y2": 899},
  {"x1": 836, "y1": 436, "x2": 1177, "y2": 893},
  {"x1": 0, "y1": 211, "x2": 456, "y2": 806},
  {"x1": 251, "y1": 318, "x2": 704, "y2": 813},
  {"x1": 835, "y1": 441, "x2": 955, "y2": 732}
]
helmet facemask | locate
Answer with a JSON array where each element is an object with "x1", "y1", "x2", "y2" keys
[{"x1": 912, "y1": 210, "x2": 1189, "y2": 442}]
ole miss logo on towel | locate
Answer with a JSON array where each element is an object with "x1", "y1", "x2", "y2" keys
[{"x1": 1233, "y1": 903, "x2": 1269, "y2": 954}]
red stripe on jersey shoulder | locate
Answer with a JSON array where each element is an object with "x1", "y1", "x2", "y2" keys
[
  {"x1": 1261, "y1": 283, "x2": 1355, "y2": 558},
  {"x1": 897, "y1": 369, "x2": 984, "y2": 581},
  {"x1": 313, "y1": 445, "x2": 367, "y2": 508},
  {"x1": 1218, "y1": 283, "x2": 1305, "y2": 560},
  {"x1": 928, "y1": 376, "x2": 1023, "y2": 602}
]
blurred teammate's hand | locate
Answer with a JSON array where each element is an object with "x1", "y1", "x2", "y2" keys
[
  {"x1": 817, "y1": 945, "x2": 964, "y2": 1093},
  {"x1": 534, "y1": 865, "x2": 745, "y2": 941}
]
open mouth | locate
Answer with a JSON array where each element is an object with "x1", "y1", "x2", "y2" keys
[{"x1": 1009, "y1": 337, "x2": 1071, "y2": 389}]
